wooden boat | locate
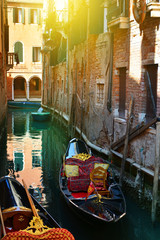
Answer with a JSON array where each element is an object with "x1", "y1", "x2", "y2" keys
[
  {"x1": 31, "y1": 107, "x2": 51, "y2": 122},
  {"x1": 0, "y1": 176, "x2": 75, "y2": 240},
  {"x1": 59, "y1": 138, "x2": 126, "y2": 224}
]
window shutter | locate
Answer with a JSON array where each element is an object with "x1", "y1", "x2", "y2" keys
[
  {"x1": 32, "y1": 47, "x2": 35, "y2": 62},
  {"x1": 38, "y1": 48, "x2": 41, "y2": 62},
  {"x1": 14, "y1": 42, "x2": 23, "y2": 62},
  {"x1": 37, "y1": 9, "x2": 41, "y2": 24},
  {"x1": 22, "y1": 8, "x2": 25, "y2": 24},
  {"x1": 13, "y1": 8, "x2": 16, "y2": 23},
  {"x1": 28, "y1": 9, "x2": 31, "y2": 24},
  {"x1": 19, "y1": 42, "x2": 23, "y2": 62}
]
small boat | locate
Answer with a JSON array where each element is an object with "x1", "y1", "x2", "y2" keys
[
  {"x1": 0, "y1": 176, "x2": 75, "y2": 240},
  {"x1": 8, "y1": 101, "x2": 41, "y2": 109},
  {"x1": 31, "y1": 107, "x2": 51, "y2": 122},
  {"x1": 59, "y1": 138, "x2": 126, "y2": 224}
]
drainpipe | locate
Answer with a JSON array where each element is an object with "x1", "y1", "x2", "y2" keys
[{"x1": 107, "y1": 33, "x2": 113, "y2": 112}]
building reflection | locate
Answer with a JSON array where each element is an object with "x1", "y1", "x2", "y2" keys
[{"x1": 6, "y1": 109, "x2": 44, "y2": 203}]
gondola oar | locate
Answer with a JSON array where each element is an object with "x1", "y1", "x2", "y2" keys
[
  {"x1": 0, "y1": 205, "x2": 6, "y2": 236},
  {"x1": 22, "y1": 179, "x2": 39, "y2": 217}
]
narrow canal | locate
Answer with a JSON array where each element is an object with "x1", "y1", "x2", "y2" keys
[{"x1": 0, "y1": 108, "x2": 160, "y2": 240}]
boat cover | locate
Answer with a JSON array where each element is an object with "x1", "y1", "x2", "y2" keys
[
  {"x1": 2, "y1": 228, "x2": 75, "y2": 240},
  {"x1": 65, "y1": 156, "x2": 107, "y2": 192}
]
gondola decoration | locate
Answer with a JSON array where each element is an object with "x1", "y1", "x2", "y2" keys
[{"x1": 132, "y1": 0, "x2": 146, "y2": 24}]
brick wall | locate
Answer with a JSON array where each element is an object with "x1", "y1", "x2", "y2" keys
[
  {"x1": 43, "y1": 33, "x2": 112, "y2": 148},
  {"x1": 43, "y1": 8, "x2": 160, "y2": 170}
]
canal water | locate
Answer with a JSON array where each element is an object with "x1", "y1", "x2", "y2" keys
[{"x1": 0, "y1": 108, "x2": 160, "y2": 240}]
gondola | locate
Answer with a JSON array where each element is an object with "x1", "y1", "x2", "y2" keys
[
  {"x1": 59, "y1": 138, "x2": 126, "y2": 224},
  {"x1": 0, "y1": 176, "x2": 75, "y2": 240}
]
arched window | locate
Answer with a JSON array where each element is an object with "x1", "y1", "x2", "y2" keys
[{"x1": 14, "y1": 41, "x2": 23, "y2": 62}]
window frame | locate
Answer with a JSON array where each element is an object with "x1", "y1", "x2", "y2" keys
[
  {"x1": 13, "y1": 8, "x2": 25, "y2": 24},
  {"x1": 96, "y1": 78, "x2": 105, "y2": 106},
  {"x1": 14, "y1": 41, "x2": 24, "y2": 63},
  {"x1": 28, "y1": 8, "x2": 41, "y2": 24},
  {"x1": 32, "y1": 46, "x2": 41, "y2": 63}
]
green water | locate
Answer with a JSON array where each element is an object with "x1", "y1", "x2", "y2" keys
[{"x1": 0, "y1": 108, "x2": 160, "y2": 240}]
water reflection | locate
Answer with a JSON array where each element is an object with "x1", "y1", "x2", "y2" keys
[
  {"x1": 0, "y1": 108, "x2": 159, "y2": 240},
  {"x1": 6, "y1": 109, "x2": 44, "y2": 203}
]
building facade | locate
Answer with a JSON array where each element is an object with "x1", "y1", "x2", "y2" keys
[
  {"x1": 42, "y1": 0, "x2": 160, "y2": 173},
  {"x1": 7, "y1": 0, "x2": 43, "y2": 101}
]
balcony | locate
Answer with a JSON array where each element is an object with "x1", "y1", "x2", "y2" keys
[
  {"x1": 107, "y1": 0, "x2": 129, "y2": 29},
  {"x1": 6, "y1": 52, "x2": 19, "y2": 70},
  {"x1": 108, "y1": 16, "x2": 129, "y2": 29},
  {"x1": 147, "y1": 0, "x2": 160, "y2": 17}
]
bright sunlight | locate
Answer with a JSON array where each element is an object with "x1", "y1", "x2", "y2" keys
[{"x1": 55, "y1": 0, "x2": 67, "y2": 11}]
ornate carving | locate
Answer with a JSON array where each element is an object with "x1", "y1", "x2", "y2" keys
[{"x1": 22, "y1": 216, "x2": 52, "y2": 235}]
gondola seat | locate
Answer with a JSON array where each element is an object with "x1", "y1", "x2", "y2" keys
[
  {"x1": 65, "y1": 157, "x2": 109, "y2": 192},
  {"x1": 90, "y1": 166, "x2": 110, "y2": 197}
]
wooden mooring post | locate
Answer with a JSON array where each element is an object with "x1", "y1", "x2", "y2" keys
[
  {"x1": 119, "y1": 95, "x2": 134, "y2": 186},
  {"x1": 151, "y1": 122, "x2": 160, "y2": 223}
]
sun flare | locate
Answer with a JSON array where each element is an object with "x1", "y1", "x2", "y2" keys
[{"x1": 55, "y1": 0, "x2": 67, "y2": 11}]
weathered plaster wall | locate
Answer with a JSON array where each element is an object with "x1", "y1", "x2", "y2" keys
[{"x1": 43, "y1": 32, "x2": 113, "y2": 149}]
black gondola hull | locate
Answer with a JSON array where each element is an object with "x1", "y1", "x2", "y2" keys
[
  {"x1": 0, "y1": 176, "x2": 60, "y2": 229},
  {"x1": 60, "y1": 174, "x2": 126, "y2": 225},
  {"x1": 59, "y1": 138, "x2": 126, "y2": 225}
]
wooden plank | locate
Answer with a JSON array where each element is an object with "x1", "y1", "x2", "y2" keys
[
  {"x1": 119, "y1": 95, "x2": 134, "y2": 186},
  {"x1": 111, "y1": 117, "x2": 157, "y2": 151}
]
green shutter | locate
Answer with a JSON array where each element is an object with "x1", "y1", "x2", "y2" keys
[
  {"x1": 22, "y1": 8, "x2": 25, "y2": 24},
  {"x1": 32, "y1": 47, "x2": 35, "y2": 62},
  {"x1": 37, "y1": 9, "x2": 41, "y2": 24},
  {"x1": 14, "y1": 152, "x2": 23, "y2": 171},
  {"x1": 14, "y1": 42, "x2": 23, "y2": 62},
  {"x1": 13, "y1": 8, "x2": 16, "y2": 23},
  {"x1": 28, "y1": 9, "x2": 31, "y2": 24}
]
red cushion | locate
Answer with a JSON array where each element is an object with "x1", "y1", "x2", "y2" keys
[{"x1": 71, "y1": 192, "x2": 87, "y2": 198}]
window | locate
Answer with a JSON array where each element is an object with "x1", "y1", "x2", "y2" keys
[
  {"x1": 119, "y1": 67, "x2": 126, "y2": 118},
  {"x1": 31, "y1": 9, "x2": 37, "y2": 24},
  {"x1": 32, "y1": 47, "x2": 41, "y2": 62},
  {"x1": 96, "y1": 83, "x2": 104, "y2": 105},
  {"x1": 14, "y1": 41, "x2": 23, "y2": 62},
  {"x1": 14, "y1": 151, "x2": 24, "y2": 172},
  {"x1": 13, "y1": 8, "x2": 25, "y2": 23},
  {"x1": 144, "y1": 64, "x2": 158, "y2": 123},
  {"x1": 28, "y1": 9, "x2": 41, "y2": 24},
  {"x1": 32, "y1": 150, "x2": 42, "y2": 168}
]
